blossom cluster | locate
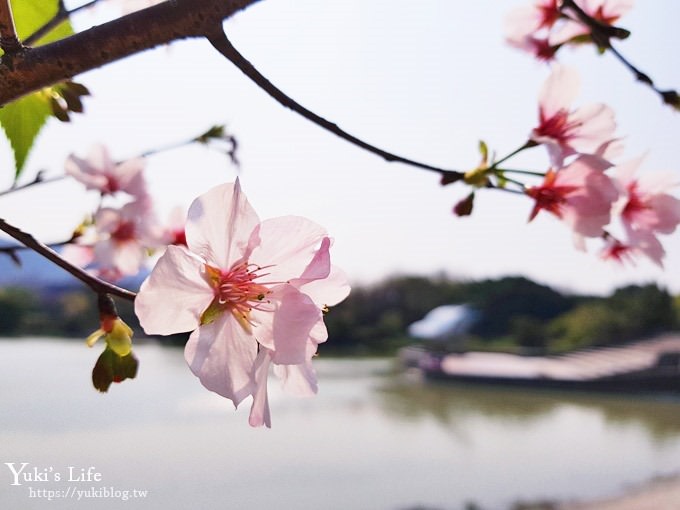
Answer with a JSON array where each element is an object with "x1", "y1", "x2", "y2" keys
[
  {"x1": 63, "y1": 144, "x2": 186, "y2": 281},
  {"x1": 63, "y1": 148, "x2": 350, "y2": 426},
  {"x1": 517, "y1": 65, "x2": 678, "y2": 266},
  {"x1": 449, "y1": 60, "x2": 679, "y2": 267},
  {"x1": 505, "y1": 0, "x2": 633, "y2": 61}
]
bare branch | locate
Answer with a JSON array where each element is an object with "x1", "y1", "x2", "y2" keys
[
  {"x1": 560, "y1": 0, "x2": 679, "y2": 110},
  {"x1": 207, "y1": 28, "x2": 464, "y2": 180},
  {"x1": 0, "y1": 0, "x2": 261, "y2": 106},
  {"x1": 0, "y1": 218, "x2": 136, "y2": 301}
]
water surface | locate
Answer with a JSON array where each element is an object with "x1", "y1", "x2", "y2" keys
[{"x1": 1, "y1": 338, "x2": 680, "y2": 509}]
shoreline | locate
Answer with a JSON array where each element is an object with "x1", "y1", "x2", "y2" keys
[{"x1": 558, "y1": 472, "x2": 680, "y2": 510}]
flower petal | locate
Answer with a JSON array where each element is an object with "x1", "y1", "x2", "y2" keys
[
  {"x1": 568, "y1": 103, "x2": 617, "y2": 155},
  {"x1": 273, "y1": 360, "x2": 318, "y2": 397},
  {"x1": 293, "y1": 265, "x2": 351, "y2": 308},
  {"x1": 115, "y1": 158, "x2": 148, "y2": 197},
  {"x1": 135, "y1": 245, "x2": 213, "y2": 335},
  {"x1": 248, "y1": 349, "x2": 272, "y2": 428},
  {"x1": 538, "y1": 65, "x2": 580, "y2": 119},
  {"x1": 184, "y1": 312, "x2": 257, "y2": 406},
  {"x1": 249, "y1": 215, "x2": 328, "y2": 283},
  {"x1": 251, "y1": 284, "x2": 322, "y2": 365},
  {"x1": 185, "y1": 179, "x2": 260, "y2": 268}
]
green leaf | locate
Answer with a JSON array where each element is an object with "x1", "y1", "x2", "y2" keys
[
  {"x1": 0, "y1": 93, "x2": 52, "y2": 178},
  {"x1": 11, "y1": 0, "x2": 72, "y2": 46},
  {"x1": 0, "y1": 0, "x2": 75, "y2": 179},
  {"x1": 92, "y1": 346, "x2": 139, "y2": 393},
  {"x1": 478, "y1": 140, "x2": 489, "y2": 164}
]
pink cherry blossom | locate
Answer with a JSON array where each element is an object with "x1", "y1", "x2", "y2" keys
[
  {"x1": 505, "y1": 0, "x2": 562, "y2": 60},
  {"x1": 603, "y1": 157, "x2": 680, "y2": 266},
  {"x1": 92, "y1": 199, "x2": 163, "y2": 279},
  {"x1": 530, "y1": 66, "x2": 617, "y2": 167},
  {"x1": 134, "y1": 181, "x2": 350, "y2": 427},
  {"x1": 161, "y1": 206, "x2": 188, "y2": 247},
  {"x1": 613, "y1": 157, "x2": 680, "y2": 235},
  {"x1": 526, "y1": 156, "x2": 618, "y2": 238},
  {"x1": 551, "y1": 0, "x2": 634, "y2": 46},
  {"x1": 65, "y1": 144, "x2": 147, "y2": 198},
  {"x1": 600, "y1": 230, "x2": 665, "y2": 267}
]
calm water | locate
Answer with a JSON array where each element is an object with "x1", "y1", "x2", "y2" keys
[{"x1": 1, "y1": 338, "x2": 680, "y2": 510}]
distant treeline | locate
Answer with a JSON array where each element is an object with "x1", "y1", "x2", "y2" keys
[
  {"x1": 1, "y1": 276, "x2": 678, "y2": 355},
  {"x1": 321, "y1": 276, "x2": 679, "y2": 355}
]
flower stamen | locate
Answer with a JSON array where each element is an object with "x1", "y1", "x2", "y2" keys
[{"x1": 201, "y1": 261, "x2": 277, "y2": 330}]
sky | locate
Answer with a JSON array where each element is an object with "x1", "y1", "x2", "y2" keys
[{"x1": 0, "y1": 0, "x2": 679, "y2": 296}]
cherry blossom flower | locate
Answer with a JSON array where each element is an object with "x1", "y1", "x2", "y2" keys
[
  {"x1": 161, "y1": 206, "x2": 188, "y2": 247},
  {"x1": 552, "y1": 0, "x2": 634, "y2": 46},
  {"x1": 613, "y1": 157, "x2": 680, "y2": 236},
  {"x1": 92, "y1": 199, "x2": 163, "y2": 279},
  {"x1": 134, "y1": 181, "x2": 350, "y2": 427},
  {"x1": 603, "y1": 157, "x2": 680, "y2": 266},
  {"x1": 530, "y1": 65, "x2": 617, "y2": 167},
  {"x1": 506, "y1": 0, "x2": 633, "y2": 59},
  {"x1": 65, "y1": 144, "x2": 147, "y2": 198},
  {"x1": 526, "y1": 156, "x2": 618, "y2": 238},
  {"x1": 505, "y1": 0, "x2": 562, "y2": 60},
  {"x1": 600, "y1": 230, "x2": 665, "y2": 267}
]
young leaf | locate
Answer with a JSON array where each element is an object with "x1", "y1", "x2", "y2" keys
[
  {"x1": 10, "y1": 0, "x2": 73, "y2": 47},
  {"x1": 92, "y1": 346, "x2": 139, "y2": 393},
  {"x1": 0, "y1": 0, "x2": 75, "y2": 179},
  {"x1": 0, "y1": 93, "x2": 52, "y2": 178}
]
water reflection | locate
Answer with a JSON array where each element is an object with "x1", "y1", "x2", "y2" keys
[{"x1": 376, "y1": 371, "x2": 680, "y2": 443}]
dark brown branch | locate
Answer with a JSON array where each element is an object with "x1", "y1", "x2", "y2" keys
[
  {"x1": 559, "y1": 0, "x2": 630, "y2": 44},
  {"x1": 0, "y1": 0, "x2": 261, "y2": 106},
  {"x1": 0, "y1": 218, "x2": 136, "y2": 301},
  {"x1": 605, "y1": 44, "x2": 680, "y2": 109},
  {"x1": 206, "y1": 28, "x2": 464, "y2": 180},
  {"x1": 559, "y1": 0, "x2": 679, "y2": 110},
  {"x1": 0, "y1": 0, "x2": 22, "y2": 53}
]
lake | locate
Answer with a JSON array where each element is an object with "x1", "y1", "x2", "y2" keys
[{"x1": 1, "y1": 338, "x2": 680, "y2": 509}]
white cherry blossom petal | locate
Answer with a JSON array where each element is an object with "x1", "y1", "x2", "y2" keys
[
  {"x1": 185, "y1": 179, "x2": 259, "y2": 268},
  {"x1": 184, "y1": 313, "x2": 257, "y2": 407},
  {"x1": 135, "y1": 246, "x2": 213, "y2": 335}
]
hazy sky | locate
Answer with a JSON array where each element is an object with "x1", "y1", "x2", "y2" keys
[{"x1": 0, "y1": 0, "x2": 679, "y2": 295}]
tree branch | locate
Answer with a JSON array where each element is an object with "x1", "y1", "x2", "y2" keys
[
  {"x1": 0, "y1": 172, "x2": 64, "y2": 197},
  {"x1": 0, "y1": 0, "x2": 261, "y2": 106},
  {"x1": 206, "y1": 28, "x2": 464, "y2": 180},
  {"x1": 0, "y1": 0, "x2": 22, "y2": 53},
  {"x1": 559, "y1": 0, "x2": 679, "y2": 110},
  {"x1": 0, "y1": 218, "x2": 136, "y2": 301}
]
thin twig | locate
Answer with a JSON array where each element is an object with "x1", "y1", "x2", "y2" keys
[
  {"x1": 0, "y1": 125, "x2": 236, "y2": 197},
  {"x1": 0, "y1": 237, "x2": 73, "y2": 254},
  {"x1": 0, "y1": 173, "x2": 64, "y2": 197},
  {"x1": 559, "y1": 0, "x2": 679, "y2": 109},
  {"x1": 604, "y1": 44, "x2": 679, "y2": 108},
  {"x1": 0, "y1": 217, "x2": 136, "y2": 301},
  {"x1": 207, "y1": 28, "x2": 464, "y2": 181},
  {"x1": 25, "y1": 0, "x2": 103, "y2": 47},
  {"x1": 0, "y1": 0, "x2": 22, "y2": 53}
]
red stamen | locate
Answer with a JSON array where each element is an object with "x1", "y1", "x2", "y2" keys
[{"x1": 111, "y1": 220, "x2": 136, "y2": 242}]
